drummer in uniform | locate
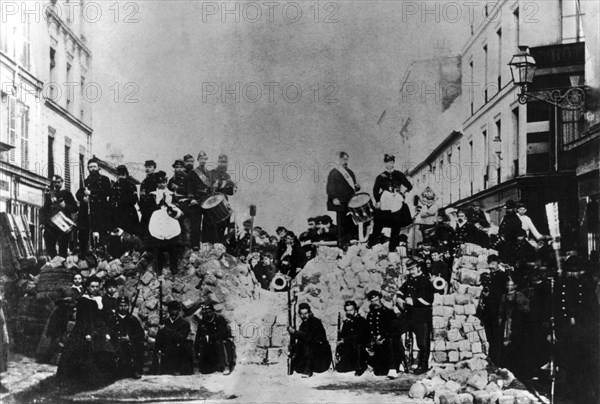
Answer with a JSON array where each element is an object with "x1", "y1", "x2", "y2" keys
[
  {"x1": 183, "y1": 151, "x2": 213, "y2": 248},
  {"x1": 207, "y1": 154, "x2": 236, "y2": 244},
  {"x1": 326, "y1": 151, "x2": 360, "y2": 247},
  {"x1": 368, "y1": 154, "x2": 413, "y2": 252},
  {"x1": 41, "y1": 175, "x2": 78, "y2": 258}
]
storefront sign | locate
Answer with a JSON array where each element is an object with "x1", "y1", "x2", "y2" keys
[{"x1": 17, "y1": 183, "x2": 43, "y2": 207}]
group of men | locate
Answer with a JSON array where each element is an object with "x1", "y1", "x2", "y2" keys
[
  {"x1": 288, "y1": 259, "x2": 434, "y2": 378},
  {"x1": 41, "y1": 152, "x2": 236, "y2": 272}
]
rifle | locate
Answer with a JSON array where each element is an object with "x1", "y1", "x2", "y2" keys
[
  {"x1": 334, "y1": 312, "x2": 341, "y2": 368},
  {"x1": 287, "y1": 286, "x2": 295, "y2": 375}
]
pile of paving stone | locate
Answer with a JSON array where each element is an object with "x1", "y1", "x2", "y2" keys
[{"x1": 408, "y1": 359, "x2": 537, "y2": 403}]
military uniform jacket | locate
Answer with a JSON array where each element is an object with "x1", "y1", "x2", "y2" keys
[
  {"x1": 366, "y1": 305, "x2": 396, "y2": 340},
  {"x1": 209, "y1": 167, "x2": 236, "y2": 197},
  {"x1": 555, "y1": 273, "x2": 599, "y2": 330},
  {"x1": 167, "y1": 174, "x2": 186, "y2": 198},
  {"x1": 76, "y1": 173, "x2": 112, "y2": 219},
  {"x1": 112, "y1": 313, "x2": 145, "y2": 349},
  {"x1": 372, "y1": 170, "x2": 412, "y2": 203},
  {"x1": 157, "y1": 317, "x2": 190, "y2": 350},
  {"x1": 398, "y1": 274, "x2": 434, "y2": 322},
  {"x1": 183, "y1": 166, "x2": 213, "y2": 204},
  {"x1": 194, "y1": 315, "x2": 232, "y2": 348},
  {"x1": 499, "y1": 212, "x2": 522, "y2": 245},
  {"x1": 340, "y1": 315, "x2": 369, "y2": 345},
  {"x1": 455, "y1": 221, "x2": 479, "y2": 246},
  {"x1": 140, "y1": 174, "x2": 159, "y2": 215}
]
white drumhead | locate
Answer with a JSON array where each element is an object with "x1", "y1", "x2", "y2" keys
[
  {"x1": 202, "y1": 194, "x2": 225, "y2": 209},
  {"x1": 348, "y1": 193, "x2": 372, "y2": 208}
]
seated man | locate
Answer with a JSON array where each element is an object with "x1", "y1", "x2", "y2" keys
[
  {"x1": 287, "y1": 303, "x2": 332, "y2": 378},
  {"x1": 107, "y1": 228, "x2": 143, "y2": 260},
  {"x1": 112, "y1": 297, "x2": 145, "y2": 379},
  {"x1": 335, "y1": 301, "x2": 369, "y2": 376},
  {"x1": 154, "y1": 301, "x2": 193, "y2": 375},
  {"x1": 194, "y1": 303, "x2": 236, "y2": 375}
]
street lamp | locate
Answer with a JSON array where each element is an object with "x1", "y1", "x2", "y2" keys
[{"x1": 508, "y1": 45, "x2": 586, "y2": 111}]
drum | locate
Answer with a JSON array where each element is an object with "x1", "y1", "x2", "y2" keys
[
  {"x1": 202, "y1": 193, "x2": 232, "y2": 223},
  {"x1": 347, "y1": 193, "x2": 375, "y2": 224},
  {"x1": 48, "y1": 211, "x2": 76, "y2": 235}
]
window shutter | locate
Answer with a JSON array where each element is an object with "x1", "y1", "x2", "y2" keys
[
  {"x1": 8, "y1": 97, "x2": 16, "y2": 162},
  {"x1": 20, "y1": 107, "x2": 29, "y2": 169}
]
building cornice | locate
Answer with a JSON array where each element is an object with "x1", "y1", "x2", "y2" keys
[
  {"x1": 0, "y1": 53, "x2": 44, "y2": 90},
  {"x1": 0, "y1": 161, "x2": 50, "y2": 188},
  {"x1": 45, "y1": 6, "x2": 92, "y2": 58},
  {"x1": 45, "y1": 99, "x2": 93, "y2": 135}
]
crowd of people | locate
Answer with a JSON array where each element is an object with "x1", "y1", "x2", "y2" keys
[{"x1": 35, "y1": 150, "x2": 598, "y2": 402}]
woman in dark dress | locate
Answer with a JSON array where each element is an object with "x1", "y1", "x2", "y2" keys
[{"x1": 56, "y1": 277, "x2": 117, "y2": 386}]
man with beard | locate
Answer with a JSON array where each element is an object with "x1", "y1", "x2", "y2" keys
[
  {"x1": 41, "y1": 175, "x2": 78, "y2": 258},
  {"x1": 251, "y1": 252, "x2": 277, "y2": 290},
  {"x1": 207, "y1": 154, "x2": 236, "y2": 243},
  {"x1": 276, "y1": 231, "x2": 306, "y2": 278},
  {"x1": 139, "y1": 160, "x2": 159, "y2": 237},
  {"x1": 314, "y1": 215, "x2": 337, "y2": 243},
  {"x1": 183, "y1": 154, "x2": 195, "y2": 174},
  {"x1": 395, "y1": 260, "x2": 434, "y2": 375},
  {"x1": 366, "y1": 290, "x2": 405, "y2": 378},
  {"x1": 194, "y1": 303, "x2": 236, "y2": 375},
  {"x1": 109, "y1": 165, "x2": 140, "y2": 235},
  {"x1": 168, "y1": 159, "x2": 187, "y2": 197},
  {"x1": 111, "y1": 297, "x2": 144, "y2": 379},
  {"x1": 368, "y1": 154, "x2": 413, "y2": 252},
  {"x1": 226, "y1": 219, "x2": 255, "y2": 258},
  {"x1": 326, "y1": 151, "x2": 360, "y2": 246},
  {"x1": 154, "y1": 301, "x2": 193, "y2": 375},
  {"x1": 76, "y1": 159, "x2": 112, "y2": 254},
  {"x1": 183, "y1": 151, "x2": 213, "y2": 248},
  {"x1": 455, "y1": 209, "x2": 479, "y2": 247},
  {"x1": 287, "y1": 303, "x2": 332, "y2": 378},
  {"x1": 335, "y1": 301, "x2": 369, "y2": 376}
]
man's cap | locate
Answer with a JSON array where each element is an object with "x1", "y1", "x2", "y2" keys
[
  {"x1": 117, "y1": 296, "x2": 130, "y2": 305},
  {"x1": 384, "y1": 154, "x2": 396, "y2": 163},
  {"x1": 516, "y1": 201, "x2": 526, "y2": 209},
  {"x1": 339, "y1": 151, "x2": 349, "y2": 158},
  {"x1": 197, "y1": 151, "x2": 208, "y2": 159},
  {"x1": 318, "y1": 215, "x2": 332, "y2": 225},
  {"x1": 116, "y1": 165, "x2": 129, "y2": 176},
  {"x1": 51, "y1": 175, "x2": 63, "y2": 182},
  {"x1": 472, "y1": 201, "x2": 481, "y2": 207},
  {"x1": 172, "y1": 159, "x2": 184, "y2": 168},
  {"x1": 155, "y1": 171, "x2": 168, "y2": 182},
  {"x1": 104, "y1": 278, "x2": 117, "y2": 288},
  {"x1": 366, "y1": 290, "x2": 382, "y2": 299},
  {"x1": 398, "y1": 234, "x2": 408, "y2": 243},
  {"x1": 243, "y1": 219, "x2": 252, "y2": 226},
  {"x1": 405, "y1": 258, "x2": 420, "y2": 270},
  {"x1": 563, "y1": 255, "x2": 582, "y2": 272},
  {"x1": 445, "y1": 207, "x2": 457, "y2": 215},
  {"x1": 144, "y1": 160, "x2": 157, "y2": 168},
  {"x1": 200, "y1": 302, "x2": 215, "y2": 311},
  {"x1": 87, "y1": 158, "x2": 99, "y2": 166},
  {"x1": 298, "y1": 302, "x2": 311, "y2": 311},
  {"x1": 307, "y1": 217, "x2": 315, "y2": 223},
  {"x1": 430, "y1": 247, "x2": 441, "y2": 254},
  {"x1": 504, "y1": 200, "x2": 516, "y2": 209},
  {"x1": 218, "y1": 154, "x2": 228, "y2": 163},
  {"x1": 167, "y1": 301, "x2": 181, "y2": 310},
  {"x1": 183, "y1": 154, "x2": 194, "y2": 162}
]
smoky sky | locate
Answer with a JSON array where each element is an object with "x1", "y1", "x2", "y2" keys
[{"x1": 90, "y1": 1, "x2": 469, "y2": 232}]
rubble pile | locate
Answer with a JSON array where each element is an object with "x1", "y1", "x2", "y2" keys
[
  {"x1": 428, "y1": 243, "x2": 498, "y2": 365},
  {"x1": 408, "y1": 360, "x2": 537, "y2": 404}
]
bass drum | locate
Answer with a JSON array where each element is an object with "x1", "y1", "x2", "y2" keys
[
  {"x1": 202, "y1": 193, "x2": 232, "y2": 223},
  {"x1": 48, "y1": 211, "x2": 76, "y2": 235},
  {"x1": 347, "y1": 193, "x2": 375, "y2": 224}
]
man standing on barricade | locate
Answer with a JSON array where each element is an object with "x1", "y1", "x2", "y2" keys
[
  {"x1": 395, "y1": 259, "x2": 434, "y2": 375},
  {"x1": 326, "y1": 152, "x2": 360, "y2": 247},
  {"x1": 41, "y1": 175, "x2": 78, "y2": 258},
  {"x1": 183, "y1": 151, "x2": 213, "y2": 248}
]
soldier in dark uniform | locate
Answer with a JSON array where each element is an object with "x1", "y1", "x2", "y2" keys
[
  {"x1": 76, "y1": 159, "x2": 112, "y2": 254},
  {"x1": 368, "y1": 154, "x2": 413, "y2": 252},
  {"x1": 477, "y1": 255, "x2": 509, "y2": 365},
  {"x1": 154, "y1": 301, "x2": 194, "y2": 375},
  {"x1": 366, "y1": 290, "x2": 406, "y2": 378},
  {"x1": 498, "y1": 200, "x2": 522, "y2": 265},
  {"x1": 287, "y1": 303, "x2": 332, "y2": 378},
  {"x1": 395, "y1": 259, "x2": 434, "y2": 375},
  {"x1": 554, "y1": 255, "x2": 600, "y2": 403},
  {"x1": 139, "y1": 160, "x2": 158, "y2": 237},
  {"x1": 194, "y1": 303, "x2": 236, "y2": 375},
  {"x1": 183, "y1": 151, "x2": 213, "y2": 248},
  {"x1": 41, "y1": 175, "x2": 78, "y2": 258},
  {"x1": 111, "y1": 297, "x2": 145, "y2": 379},
  {"x1": 109, "y1": 165, "x2": 139, "y2": 235},
  {"x1": 167, "y1": 159, "x2": 187, "y2": 198},
  {"x1": 251, "y1": 252, "x2": 276, "y2": 290},
  {"x1": 326, "y1": 152, "x2": 360, "y2": 246},
  {"x1": 314, "y1": 215, "x2": 337, "y2": 243},
  {"x1": 425, "y1": 210, "x2": 456, "y2": 251},
  {"x1": 183, "y1": 154, "x2": 195, "y2": 174},
  {"x1": 206, "y1": 154, "x2": 236, "y2": 244},
  {"x1": 455, "y1": 209, "x2": 479, "y2": 247},
  {"x1": 106, "y1": 227, "x2": 143, "y2": 260},
  {"x1": 335, "y1": 301, "x2": 369, "y2": 376}
]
